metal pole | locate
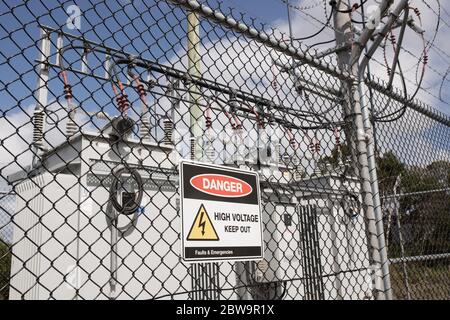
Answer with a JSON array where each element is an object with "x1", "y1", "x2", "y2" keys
[
  {"x1": 390, "y1": 253, "x2": 450, "y2": 264},
  {"x1": 187, "y1": 11, "x2": 221, "y2": 300},
  {"x1": 187, "y1": 11, "x2": 203, "y2": 161},
  {"x1": 356, "y1": 0, "x2": 409, "y2": 300},
  {"x1": 393, "y1": 175, "x2": 411, "y2": 299},
  {"x1": 356, "y1": 77, "x2": 392, "y2": 300},
  {"x1": 286, "y1": 0, "x2": 296, "y2": 68},
  {"x1": 32, "y1": 27, "x2": 51, "y2": 167},
  {"x1": 333, "y1": 0, "x2": 394, "y2": 299},
  {"x1": 354, "y1": 61, "x2": 387, "y2": 302},
  {"x1": 331, "y1": 0, "x2": 356, "y2": 300}
]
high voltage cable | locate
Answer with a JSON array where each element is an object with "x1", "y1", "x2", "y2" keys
[
  {"x1": 252, "y1": 0, "x2": 449, "y2": 113},
  {"x1": 279, "y1": 0, "x2": 341, "y2": 35},
  {"x1": 371, "y1": 56, "x2": 450, "y2": 107}
]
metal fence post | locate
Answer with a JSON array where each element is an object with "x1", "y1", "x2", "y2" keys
[
  {"x1": 333, "y1": 0, "x2": 387, "y2": 299},
  {"x1": 355, "y1": 0, "x2": 410, "y2": 300}
]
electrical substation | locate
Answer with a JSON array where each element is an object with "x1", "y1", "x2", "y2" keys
[
  {"x1": 0, "y1": 0, "x2": 449, "y2": 303},
  {"x1": 5, "y1": 23, "x2": 374, "y2": 300}
]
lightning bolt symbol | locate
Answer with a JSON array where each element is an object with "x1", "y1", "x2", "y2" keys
[{"x1": 198, "y1": 210, "x2": 206, "y2": 236}]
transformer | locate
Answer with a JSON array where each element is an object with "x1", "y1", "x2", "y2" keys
[
  {"x1": 9, "y1": 129, "x2": 372, "y2": 301},
  {"x1": 7, "y1": 25, "x2": 374, "y2": 300},
  {"x1": 8, "y1": 131, "x2": 184, "y2": 299},
  {"x1": 8, "y1": 127, "x2": 374, "y2": 300}
]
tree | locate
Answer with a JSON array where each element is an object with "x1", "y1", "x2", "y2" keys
[
  {"x1": 399, "y1": 162, "x2": 450, "y2": 256},
  {"x1": 426, "y1": 161, "x2": 450, "y2": 186},
  {"x1": 376, "y1": 150, "x2": 405, "y2": 196},
  {"x1": 317, "y1": 143, "x2": 351, "y2": 173},
  {"x1": 376, "y1": 152, "x2": 449, "y2": 257}
]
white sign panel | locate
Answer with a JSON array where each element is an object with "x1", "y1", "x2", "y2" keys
[{"x1": 179, "y1": 160, "x2": 263, "y2": 263}]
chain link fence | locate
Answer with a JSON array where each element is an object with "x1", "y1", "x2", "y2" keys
[
  {"x1": 369, "y1": 94, "x2": 450, "y2": 299},
  {"x1": 0, "y1": 0, "x2": 448, "y2": 300},
  {"x1": 0, "y1": 188, "x2": 14, "y2": 299}
]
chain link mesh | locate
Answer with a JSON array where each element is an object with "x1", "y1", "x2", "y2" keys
[
  {"x1": 368, "y1": 94, "x2": 450, "y2": 299},
  {"x1": 0, "y1": 0, "x2": 448, "y2": 300}
]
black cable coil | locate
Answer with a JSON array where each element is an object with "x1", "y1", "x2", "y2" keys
[{"x1": 109, "y1": 165, "x2": 144, "y2": 215}]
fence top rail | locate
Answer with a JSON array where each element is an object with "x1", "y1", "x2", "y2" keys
[
  {"x1": 389, "y1": 253, "x2": 450, "y2": 264},
  {"x1": 382, "y1": 188, "x2": 450, "y2": 199},
  {"x1": 166, "y1": 0, "x2": 352, "y2": 81},
  {"x1": 166, "y1": 0, "x2": 449, "y2": 127}
]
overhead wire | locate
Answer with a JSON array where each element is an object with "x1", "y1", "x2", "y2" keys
[
  {"x1": 273, "y1": 0, "x2": 346, "y2": 132},
  {"x1": 279, "y1": 0, "x2": 340, "y2": 42},
  {"x1": 334, "y1": 0, "x2": 369, "y2": 13},
  {"x1": 289, "y1": 4, "x2": 334, "y2": 41},
  {"x1": 371, "y1": 55, "x2": 450, "y2": 108},
  {"x1": 373, "y1": 6, "x2": 411, "y2": 122}
]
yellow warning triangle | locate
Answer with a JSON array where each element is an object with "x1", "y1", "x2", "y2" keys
[{"x1": 187, "y1": 204, "x2": 219, "y2": 241}]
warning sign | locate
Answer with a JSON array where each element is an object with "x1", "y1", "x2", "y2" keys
[
  {"x1": 187, "y1": 204, "x2": 219, "y2": 241},
  {"x1": 180, "y1": 159, "x2": 263, "y2": 263}
]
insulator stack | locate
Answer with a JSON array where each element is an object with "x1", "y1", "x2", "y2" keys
[
  {"x1": 389, "y1": 33, "x2": 396, "y2": 46},
  {"x1": 309, "y1": 139, "x2": 321, "y2": 154},
  {"x1": 203, "y1": 106, "x2": 214, "y2": 161},
  {"x1": 205, "y1": 115, "x2": 212, "y2": 130},
  {"x1": 271, "y1": 79, "x2": 278, "y2": 91},
  {"x1": 294, "y1": 83, "x2": 302, "y2": 95},
  {"x1": 203, "y1": 140, "x2": 215, "y2": 162},
  {"x1": 222, "y1": 139, "x2": 228, "y2": 162},
  {"x1": 333, "y1": 128, "x2": 341, "y2": 159},
  {"x1": 271, "y1": 63, "x2": 279, "y2": 91},
  {"x1": 65, "y1": 108, "x2": 78, "y2": 137},
  {"x1": 32, "y1": 107, "x2": 45, "y2": 150},
  {"x1": 162, "y1": 118, "x2": 173, "y2": 145},
  {"x1": 190, "y1": 137, "x2": 196, "y2": 160},
  {"x1": 139, "y1": 114, "x2": 151, "y2": 142},
  {"x1": 136, "y1": 82, "x2": 146, "y2": 98},
  {"x1": 290, "y1": 138, "x2": 297, "y2": 149},
  {"x1": 116, "y1": 93, "x2": 130, "y2": 114},
  {"x1": 314, "y1": 165, "x2": 322, "y2": 175},
  {"x1": 294, "y1": 167, "x2": 304, "y2": 182},
  {"x1": 63, "y1": 84, "x2": 73, "y2": 101},
  {"x1": 335, "y1": 136, "x2": 341, "y2": 150},
  {"x1": 275, "y1": 143, "x2": 282, "y2": 164},
  {"x1": 287, "y1": 129, "x2": 296, "y2": 149}
]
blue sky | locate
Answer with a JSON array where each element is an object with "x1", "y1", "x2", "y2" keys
[
  {"x1": 0, "y1": 0, "x2": 448, "y2": 177},
  {"x1": 1, "y1": 0, "x2": 449, "y2": 113}
]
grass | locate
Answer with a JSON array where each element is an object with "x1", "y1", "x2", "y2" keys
[{"x1": 390, "y1": 260, "x2": 450, "y2": 300}]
